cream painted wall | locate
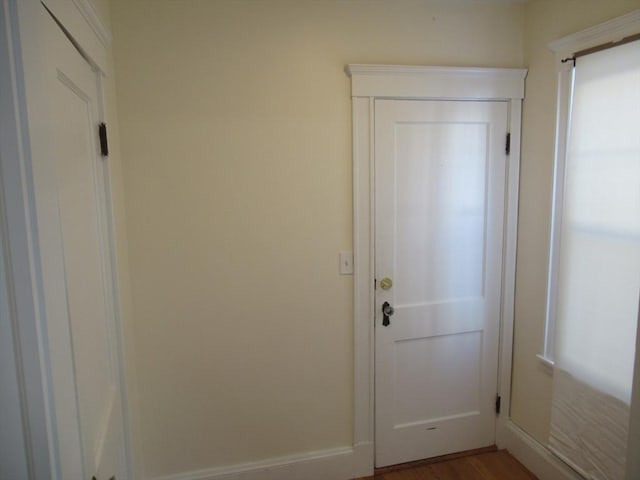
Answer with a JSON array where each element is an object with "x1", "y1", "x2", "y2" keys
[
  {"x1": 511, "y1": 0, "x2": 640, "y2": 444},
  {"x1": 109, "y1": 1, "x2": 524, "y2": 478}
]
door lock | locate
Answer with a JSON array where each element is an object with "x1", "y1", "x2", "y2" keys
[{"x1": 382, "y1": 301, "x2": 394, "y2": 326}]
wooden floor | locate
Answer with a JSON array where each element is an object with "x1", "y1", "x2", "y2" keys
[{"x1": 357, "y1": 450, "x2": 537, "y2": 480}]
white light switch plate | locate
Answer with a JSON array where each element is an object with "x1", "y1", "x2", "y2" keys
[{"x1": 339, "y1": 251, "x2": 354, "y2": 275}]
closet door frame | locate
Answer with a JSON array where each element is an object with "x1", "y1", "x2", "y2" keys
[{"x1": 346, "y1": 64, "x2": 526, "y2": 476}]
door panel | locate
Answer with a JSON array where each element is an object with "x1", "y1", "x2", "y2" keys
[
  {"x1": 393, "y1": 331, "x2": 482, "y2": 426},
  {"x1": 394, "y1": 122, "x2": 487, "y2": 305},
  {"x1": 375, "y1": 99, "x2": 508, "y2": 467},
  {"x1": 45, "y1": 11, "x2": 122, "y2": 480}
]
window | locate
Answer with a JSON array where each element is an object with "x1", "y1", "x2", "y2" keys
[
  {"x1": 544, "y1": 9, "x2": 640, "y2": 370},
  {"x1": 555, "y1": 39, "x2": 639, "y2": 402},
  {"x1": 546, "y1": 12, "x2": 640, "y2": 479}
]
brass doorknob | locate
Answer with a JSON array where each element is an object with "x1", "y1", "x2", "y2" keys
[{"x1": 380, "y1": 277, "x2": 393, "y2": 290}]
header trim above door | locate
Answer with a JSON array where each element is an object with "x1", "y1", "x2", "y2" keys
[{"x1": 345, "y1": 64, "x2": 527, "y2": 99}]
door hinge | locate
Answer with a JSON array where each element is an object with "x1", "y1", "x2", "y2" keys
[
  {"x1": 505, "y1": 133, "x2": 511, "y2": 155},
  {"x1": 495, "y1": 394, "x2": 501, "y2": 415},
  {"x1": 99, "y1": 122, "x2": 109, "y2": 158}
]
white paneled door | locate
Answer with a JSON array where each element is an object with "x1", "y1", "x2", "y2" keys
[
  {"x1": 45, "y1": 11, "x2": 123, "y2": 480},
  {"x1": 374, "y1": 99, "x2": 508, "y2": 467}
]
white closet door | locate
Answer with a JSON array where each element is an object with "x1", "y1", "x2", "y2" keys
[
  {"x1": 374, "y1": 99, "x2": 508, "y2": 467},
  {"x1": 45, "y1": 10, "x2": 123, "y2": 480}
]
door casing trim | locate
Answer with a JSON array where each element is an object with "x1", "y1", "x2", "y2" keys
[{"x1": 346, "y1": 65, "x2": 527, "y2": 476}]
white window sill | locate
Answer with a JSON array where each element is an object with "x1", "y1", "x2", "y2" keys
[{"x1": 536, "y1": 354, "x2": 555, "y2": 374}]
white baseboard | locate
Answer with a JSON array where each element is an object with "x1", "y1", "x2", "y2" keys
[
  {"x1": 154, "y1": 419, "x2": 584, "y2": 480},
  {"x1": 496, "y1": 418, "x2": 583, "y2": 480},
  {"x1": 351, "y1": 441, "x2": 374, "y2": 478},
  {"x1": 153, "y1": 442, "x2": 374, "y2": 480}
]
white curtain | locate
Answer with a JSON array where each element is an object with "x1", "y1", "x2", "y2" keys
[{"x1": 549, "y1": 39, "x2": 640, "y2": 480}]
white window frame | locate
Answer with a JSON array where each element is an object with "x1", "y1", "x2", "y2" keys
[{"x1": 542, "y1": 9, "x2": 640, "y2": 369}]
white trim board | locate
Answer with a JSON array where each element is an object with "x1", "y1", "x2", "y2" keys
[
  {"x1": 71, "y1": 0, "x2": 112, "y2": 46},
  {"x1": 146, "y1": 419, "x2": 582, "y2": 480},
  {"x1": 144, "y1": 417, "x2": 593, "y2": 480},
  {"x1": 41, "y1": 0, "x2": 112, "y2": 72},
  {"x1": 548, "y1": 9, "x2": 640, "y2": 61},
  {"x1": 153, "y1": 444, "x2": 372, "y2": 480},
  {"x1": 497, "y1": 419, "x2": 583, "y2": 480},
  {"x1": 346, "y1": 65, "x2": 526, "y2": 100},
  {"x1": 0, "y1": 1, "x2": 59, "y2": 478},
  {"x1": 347, "y1": 65, "x2": 527, "y2": 475}
]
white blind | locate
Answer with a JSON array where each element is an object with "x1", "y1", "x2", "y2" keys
[{"x1": 550, "y1": 39, "x2": 640, "y2": 480}]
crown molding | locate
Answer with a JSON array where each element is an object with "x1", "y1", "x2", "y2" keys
[
  {"x1": 548, "y1": 9, "x2": 640, "y2": 57},
  {"x1": 345, "y1": 64, "x2": 527, "y2": 100},
  {"x1": 345, "y1": 64, "x2": 527, "y2": 79}
]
